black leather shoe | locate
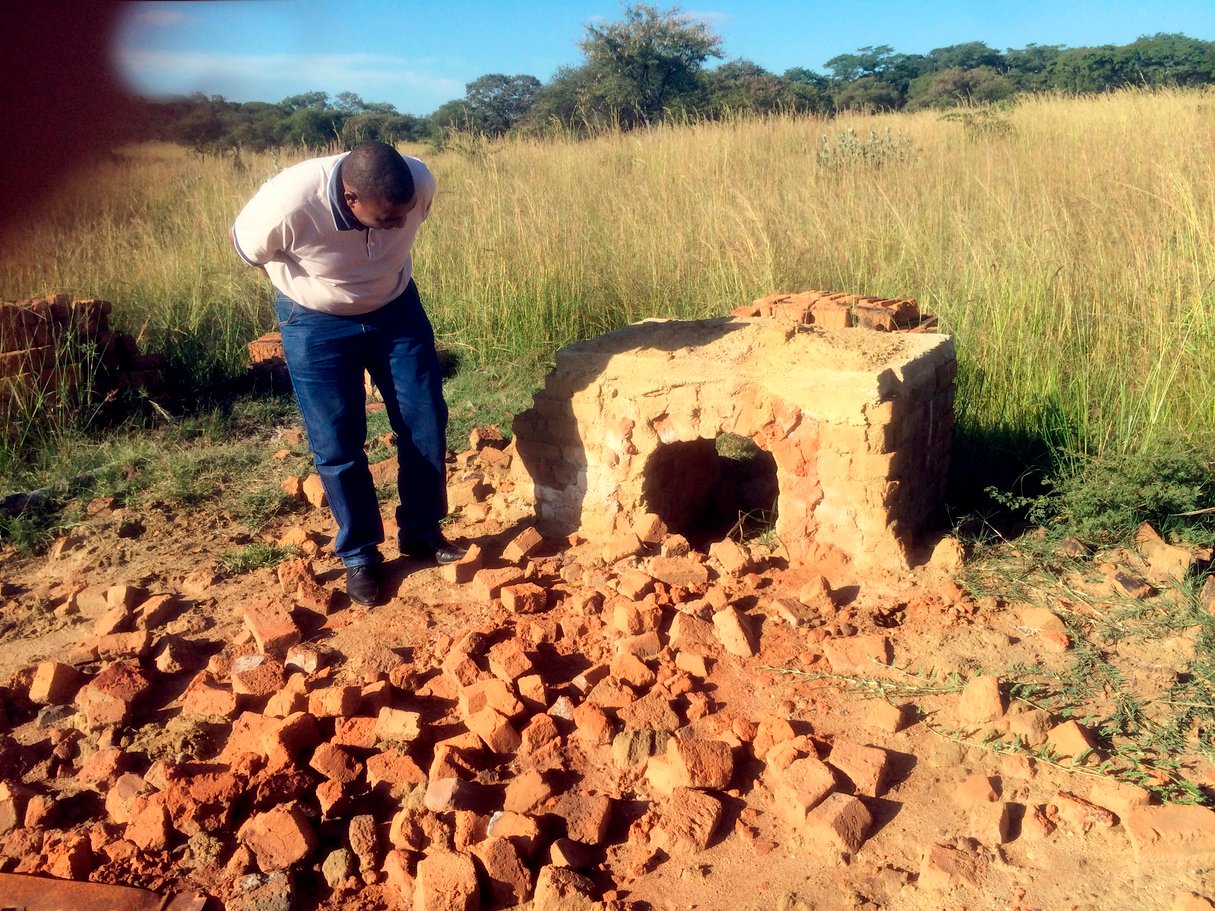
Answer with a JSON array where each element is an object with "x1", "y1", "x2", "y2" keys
[
  {"x1": 400, "y1": 533, "x2": 468, "y2": 565},
  {"x1": 346, "y1": 563, "x2": 382, "y2": 606}
]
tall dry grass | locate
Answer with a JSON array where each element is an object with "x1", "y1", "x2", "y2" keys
[{"x1": 2, "y1": 88, "x2": 1213, "y2": 479}]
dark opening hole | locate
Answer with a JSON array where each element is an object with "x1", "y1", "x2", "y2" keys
[{"x1": 642, "y1": 433, "x2": 778, "y2": 550}]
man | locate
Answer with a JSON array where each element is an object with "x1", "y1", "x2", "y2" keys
[{"x1": 232, "y1": 140, "x2": 466, "y2": 606}]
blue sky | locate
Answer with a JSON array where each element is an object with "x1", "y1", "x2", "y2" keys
[{"x1": 114, "y1": 1, "x2": 1214, "y2": 116}]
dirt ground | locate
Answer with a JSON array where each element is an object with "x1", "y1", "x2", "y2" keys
[{"x1": 0, "y1": 426, "x2": 1213, "y2": 911}]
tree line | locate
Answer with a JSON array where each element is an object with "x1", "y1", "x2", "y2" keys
[{"x1": 131, "y1": 4, "x2": 1215, "y2": 151}]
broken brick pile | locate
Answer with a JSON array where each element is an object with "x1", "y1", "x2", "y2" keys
[
  {"x1": 5, "y1": 426, "x2": 1215, "y2": 909},
  {"x1": 733, "y1": 289, "x2": 937, "y2": 332},
  {"x1": 512, "y1": 316, "x2": 955, "y2": 572},
  {"x1": 0, "y1": 295, "x2": 166, "y2": 417}
]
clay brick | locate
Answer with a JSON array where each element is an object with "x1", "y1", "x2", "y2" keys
[
  {"x1": 674, "y1": 651, "x2": 709, "y2": 677},
  {"x1": 571, "y1": 702, "x2": 612, "y2": 746},
  {"x1": 955, "y1": 774, "x2": 999, "y2": 807},
  {"x1": 126, "y1": 794, "x2": 172, "y2": 852},
  {"x1": 333, "y1": 716, "x2": 378, "y2": 750},
  {"x1": 376, "y1": 707, "x2": 422, "y2": 743},
  {"x1": 969, "y1": 800, "x2": 1013, "y2": 844},
  {"x1": 651, "y1": 787, "x2": 723, "y2": 855},
  {"x1": 310, "y1": 742, "x2": 363, "y2": 784},
  {"x1": 505, "y1": 768, "x2": 552, "y2": 815},
  {"x1": 75, "y1": 660, "x2": 150, "y2": 726},
  {"x1": 467, "y1": 707, "x2": 522, "y2": 753},
  {"x1": 28, "y1": 661, "x2": 84, "y2": 704},
  {"x1": 441, "y1": 543, "x2": 484, "y2": 584},
  {"x1": 616, "y1": 691, "x2": 680, "y2": 732},
  {"x1": 1086, "y1": 777, "x2": 1150, "y2": 818},
  {"x1": 533, "y1": 865, "x2": 596, "y2": 911},
  {"x1": 647, "y1": 738, "x2": 733, "y2": 794},
  {"x1": 182, "y1": 671, "x2": 239, "y2": 718},
  {"x1": 768, "y1": 756, "x2": 836, "y2": 825},
  {"x1": 1008, "y1": 707, "x2": 1052, "y2": 747},
  {"x1": 262, "y1": 711, "x2": 321, "y2": 760},
  {"x1": 866, "y1": 700, "x2": 906, "y2": 733},
  {"x1": 503, "y1": 526, "x2": 544, "y2": 563},
  {"x1": 231, "y1": 654, "x2": 286, "y2": 697},
  {"x1": 264, "y1": 675, "x2": 308, "y2": 718},
  {"x1": 472, "y1": 836, "x2": 534, "y2": 907},
  {"x1": 827, "y1": 739, "x2": 890, "y2": 798},
  {"x1": 804, "y1": 792, "x2": 872, "y2": 854},
  {"x1": 302, "y1": 474, "x2": 327, "y2": 508},
  {"x1": 708, "y1": 538, "x2": 751, "y2": 575},
  {"x1": 470, "y1": 567, "x2": 525, "y2": 602},
  {"x1": 920, "y1": 841, "x2": 987, "y2": 888},
  {"x1": 134, "y1": 593, "x2": 178, "y2": 629},
  {"x1": 238, "y1": 803, "x2": 317, "y2": 872},
  {"x1": 553, "y1": 791, "x2": 612, "y2": 845},
  {"x1": 957, "y1": 675, "x2": 1005, "y2": 726},
  {"x1": 646, "y1": 554, "x2": 709, "y2": 588},
  {"x1": 460, "y1": 677, "x2": 524, "y2": 719},
  {"x1": 1121, "y1": 805, "x2": 1215, "y2": 861},
  {"x1": 242, "y1": 598, "x2": 301, "y2": 655},
  {"x1": 1045, "y1": 720, "x2": 1098, "y2": 760},
  {"x1": 820, "y1": 634, "x2": 891, "y2": 673},
  {"x1": 366, "y1": 749, "x2": 427, "y2": 794},
  {"x1": 610, "y1": 652, "x2": 656, "y2": 690},
  {"x1": 712, "y1": 606, "x2": 755, "y2": 658},
  {"x1": 1050, "y1": 790, "x2": 1116, "y2": 832},
  {"x1": 414, "y1": 850, "x2": 479, "y2": 911},
  {"x1": 500, "y1": 582, "x2": 547, "y2": 614},
  {"x1": 615, "y1": 630, "x2": 662, "y2": 659},
  {"x1": 521, "y1": 714, "x2": 560, "y2": 755},
  {"x1": 308, "y1": 684, "x2": 362, "y2": 718},
  {"x1": 487, "y1": 638, "x2": 533, "y2": 681}
]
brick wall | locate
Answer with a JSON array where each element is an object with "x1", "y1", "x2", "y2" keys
[
  {"x1": 512, "y1": 293, "x2": 956, "y2": 571},
  {"x1": 0, "y1": 295, "x2": 165, "y2": 419}
]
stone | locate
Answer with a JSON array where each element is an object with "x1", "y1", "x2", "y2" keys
[
  {"x1": 308, "y1": 684, "x2": 361, "y2": 718},
  {"x1": 646, "y1": 555, "x2": 709, "y2": 588},
  {"x1": 231, "y1": 654, "x2": 286, "y2": 697},
  {"x1": 957, "y1": 675, "x2": 1004, "y2": 726},
  {"x1": 322, "y1": 847, "x2": 356, "y2": 890},
  {"x1": 1008, "y1": 707, "x2": 1052, "y2": 747},
  {"x1": 376, "y1": 707, "x2": 423, "y2": 742}
]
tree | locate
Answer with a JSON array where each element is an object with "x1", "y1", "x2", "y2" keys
[
  {"x1": 783, "y1": 68, "x2": 834, "y2": 114},
  {"x1": 704, "y1": 60, "x2": 787, "y2": 116},
  {"x1": 578, "y1": 3, "x2": 723, "y2": 127},
  {"x1": 520, "y1": 64, "x2": 602, "y2": 134},
  {"x1": 280, "y1": 91, "x2": 331, "y2": 112},
  {"x1": 1004, "y1": 44, "x2": 1064, "y2": 91},
  {"x1": 906, "y1": 66, "x2": 1015, "y2": 110},
  {"x1": 925, "y1": 42, "x2": 1005, "y2": 73},
  {"x1": 462, "y1": 73, "x2": 542, "y2": 135}
]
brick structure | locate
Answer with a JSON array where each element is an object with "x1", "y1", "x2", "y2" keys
[
  {"x1": 0, "y1": 295, "x2": 165, "y2": 417},
  {"x1": 511, "y1": 298, "x2": 955, "y2": 571}
]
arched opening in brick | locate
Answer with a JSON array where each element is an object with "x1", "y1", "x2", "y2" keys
[{"x1": 642, "y1": 433, "x2": 779, "y2": 550}]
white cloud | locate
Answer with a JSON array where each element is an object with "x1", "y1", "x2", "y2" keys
[{"x1": 118, "y1": 49, "x2": 464, "y2": 99}]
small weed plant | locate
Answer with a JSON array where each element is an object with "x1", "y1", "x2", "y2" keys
[
  {"x1": 219, "y1": 542, "x2": 298, "y2": 574},
  {"x1": 816, "y1": 127, "x2": 918, "y2": 169}
]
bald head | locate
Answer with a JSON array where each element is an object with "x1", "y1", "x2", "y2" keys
[{"x1": 342, "y1": 141, "x2": 415, "y2": 206}]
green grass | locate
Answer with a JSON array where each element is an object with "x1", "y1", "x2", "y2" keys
[
  {"x1": 219, "y1": 542, "x2": 299, "y2": 574},
  {"x1": 2, "y1": 89, "x2": 1215, "y2": 548}
]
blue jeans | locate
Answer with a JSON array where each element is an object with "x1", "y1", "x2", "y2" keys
[{"x1": 275, "y1": 280, "x2": 448, "y2": 567}]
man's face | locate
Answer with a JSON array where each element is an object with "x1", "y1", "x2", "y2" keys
[{"x1": 345, "y1": 189, "x2": 414, "y2": 230}]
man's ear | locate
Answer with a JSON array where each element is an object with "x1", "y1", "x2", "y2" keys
[{"x1": 343, "y1": 187, "x2": 358, "y2": 205}]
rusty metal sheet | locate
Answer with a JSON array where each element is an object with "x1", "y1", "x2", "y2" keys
[{"x1": 0, "y1": 873, "x2": 206, "y2": 911}]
